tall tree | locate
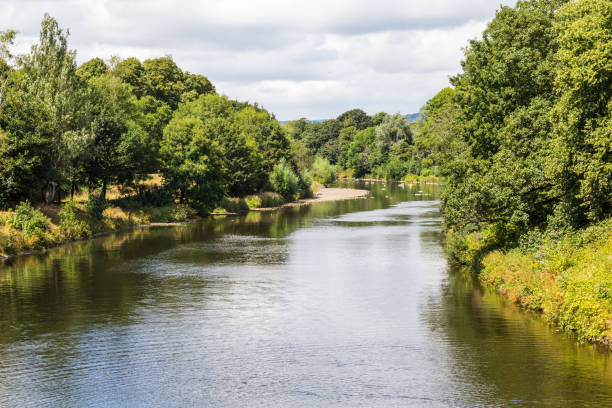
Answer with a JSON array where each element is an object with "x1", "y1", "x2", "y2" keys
[
  {"x1": 0, "y1": 14, "x2": 86, "y2": 204},
  {"x1": 550, "y1": 0, "x2": 612, "y2": 225}
]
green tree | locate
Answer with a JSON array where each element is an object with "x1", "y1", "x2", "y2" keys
[
  {"x1": 550, "y1": 0, "x2": 612, "y2": 225},
  {"x1": 337, "y1": 108, "x2": 371, "y2": 130},
  {"x1": 441, "y1": 0, "x2": 567, "y2": 231},
  {"x1": 0, "y1": 14, "x2": 86, "y2": 204},
  {"x1": 112, "y1": 57, "x2": 145, "y2": 97},
  {"x1": 160, "y1": 116, "x2": 225, "y2": 207},
  {"x1": 375, "y1": 113, "x2": 412, "y2": 160},
  {"x1": 76, "y1": 57, "x2": 109, "y2": 81}
]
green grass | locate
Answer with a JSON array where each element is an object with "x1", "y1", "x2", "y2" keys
[{"x1": 0, "y1": 201, "x2": 198, "y2": 257}]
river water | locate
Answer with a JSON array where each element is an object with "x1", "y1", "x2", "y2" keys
[{"x1": 1, "y1": 182, "x2": 611, "y2": 407}]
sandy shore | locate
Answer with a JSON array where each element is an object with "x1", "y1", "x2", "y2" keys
[{"x1": 251, "y1": 187, "x2": 369, "y2": 212}]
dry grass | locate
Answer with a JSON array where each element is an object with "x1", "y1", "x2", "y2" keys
[{"x1": 68, "y1": 174, "x2": 164, "y2": 203}]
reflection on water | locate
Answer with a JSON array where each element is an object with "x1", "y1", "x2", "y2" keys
[{"x1": 0, "y1": 182, "x2": 611, "y2": 407}]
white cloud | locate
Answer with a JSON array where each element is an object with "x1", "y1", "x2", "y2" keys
[{"x1": 0, "y1": 0, "x2": 515, "y2": 120}]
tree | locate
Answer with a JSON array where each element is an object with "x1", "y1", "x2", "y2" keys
[
  {"x1": 0, "y1": 14, "x2": 86, "y2": 204},
  {"x1": 414, "y1": 88, "x2": 463, "y2": 169},
  {"x1": 337, "y1": 108, "x2": 371, "y2": 130},
  {"x1": 375, "y1": 113, "x2": 412, "y2": 159},
  {"x1": 550, "y1": 0, "x2": 612, "y2": 225},
  {"x1": 160, "y1": 116, "x2": 225, "y2": 207},
  {"x1": 112, "y1": 57, "x2": 145, "y2": 97},
  {"x1": 440, "y1": 0, "x2": 567, "y2": 231},
  {"x1": 0, "y1": 29, "x2": 17, "y2": 108},
  {"x1": 142, "y1": 57, "x2": 185, "y2": 109},
  {"x1": 347, "y1": 127, "x2": 376, "y2": 177},
  {"x1": 76, "y1": 57, "x2": 109, "y2": 81}
]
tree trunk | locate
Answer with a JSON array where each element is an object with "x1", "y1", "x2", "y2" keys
[
  {"x1": 101, "y1": 179, "x2": 107, "y2": 201},
  {"x1": 46, "y1": 182, "x2": 57, "y2": 205},
  {"x1": 71, "y1": 182, "x2": 75, "y2": 200}
]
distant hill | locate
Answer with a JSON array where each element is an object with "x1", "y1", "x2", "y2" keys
[
  {"x1": 279, "y1": 114, "x2": 419, "y2": 125},
  {"x1": 278, "y1": 119, "x2": 326, "y2": 125},
  {"x1": 406, "y1": 113, "x2": 420, "y2": 123}
]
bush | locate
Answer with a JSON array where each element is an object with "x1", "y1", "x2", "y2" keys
[
  {"x1": 311, "y1": 156, "x2": 337, "y2": 185},
  {"x1": 8, "y1": 201, "x2": 50, "y2": 237},
  {"x1": 59, "y1": 200, "x2": 91, "y2": 239},
  {"x1": 245, "y1": 195, "x2": 262, "y2": 209},
  {"x1": 269, "y1": 158, "x2": 299, "y2": 201},
  {"x1": 147, "y1": 204, "x2": 197, "y2": 222},
  {"x1": 216, "y1": 197, "x2": 249, "y2": 213},
  {"x1": 86, "y1": 194, "x2": 107, "y2": 220},
  {"x1": 298, "y1": 170, "x2": 313, "y2": 198},
  {"x1": 169, "y1": 204, "x2": 197, "y2": 221}
]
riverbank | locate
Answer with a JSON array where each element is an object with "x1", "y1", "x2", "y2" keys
[
  {"x1": 449, "y1": 219, "x2": 612, "y2": 347},
  {"x1": 255, "y1": 186, "x2": 369, "y2": 210},
  {"x1": 0, "y1": 187, "x2": 369, "y2": 260}
]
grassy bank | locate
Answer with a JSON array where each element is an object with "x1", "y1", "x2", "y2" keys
[
  {"x1": 448, "y1": 219, "x2": 612, "y2": 346},
  {"x1": 0, "y1": 200, "x2": 198, "y2": 257}
]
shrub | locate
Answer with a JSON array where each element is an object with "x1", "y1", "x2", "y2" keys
[
  {"x1": 59, "y1": 200, "x2": 91, "y2": 239},
  {"x1": 169, "y1": 204, "x2": 197, "y2": 221},
  {"x1": 383, "y1": 158, "x2": 408, "y2": 180},
  {"x1": 269, "y1": 158, "x2": 299, "y2": 201},
  {"x1": 216, "y1": 197, "x2": 249, "y2": 213},
  {"x1": 311, "y1": 156, "x2": 337, "y2": 185},
  {"x1": 147, "y1": 204, "x2": 197, "y2": 222},
  {"x1": 245, "y1": 195, "x2": 262, "y2": 209},
  {"x1": 86, "y1": 194, "x2": 107, "y2": 220},
  {"x1": 298, "y1": 170, "x2": 313, "y2": 198},
  {"x1": 8, "y1": 201, "x2": 51, "y2": 237}
]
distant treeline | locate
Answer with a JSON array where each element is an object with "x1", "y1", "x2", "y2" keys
[{"x1": 283, "y1": 109, "x2": 440, "y2": 180}]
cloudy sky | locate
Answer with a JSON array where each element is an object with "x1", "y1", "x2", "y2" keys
[{"x1": 1, "y1": 0, "x2": 514, "y2": 120}]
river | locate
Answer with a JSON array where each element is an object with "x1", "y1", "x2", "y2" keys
[{"x1": 1, "y1": 182, "x2": 611, "y2": 407}]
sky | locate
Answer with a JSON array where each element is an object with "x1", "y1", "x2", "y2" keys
[{"x1": 0, "y1": 0, "x2": 515, "y2": 121}]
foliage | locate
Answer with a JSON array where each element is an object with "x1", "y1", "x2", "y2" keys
[
  {"x1": 8, "y1": 201, "x2": 51, "y2": 237},
  {"x1": 310, "y1": 156, "x2": 337, "y2": 186},
  {"x1": 269, "y1": 158, "x2": 299, "y2": 201},
  {"x1": 337, "y1": 108, "x2": 371, "y2": 130},
  {"x1": 245, "y1": 192, "x2": 285, "y2": 208},
  {"x1": 86, "y1": 194, "x2": 107, "y2": 220},
  {"x1": 160, "y1": 115, "x2": 226, "y2": 209},
  {"x1": 215, "y1": 197, "x2": 250, "y2": 213},
  {"x1": 58, "y1": 200, "x2": 90, "y2": 239},
  {"x1": 478, "y1": 217, "x2": 612, "y2": 343},
  {"x1": 297, "y1": 170, "x2": 313, "y2": 198}
]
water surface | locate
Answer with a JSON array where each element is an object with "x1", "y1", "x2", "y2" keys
[{"x1": 1, "y1": 182, "x2": 611, "y2": 407}]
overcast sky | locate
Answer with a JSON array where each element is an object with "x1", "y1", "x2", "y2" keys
[{"x1": 1, "y1": 0, "x2": 514, "y2": 120}]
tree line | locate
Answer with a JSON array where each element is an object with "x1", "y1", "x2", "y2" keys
[
  {"x1": 284, "y1": 109, "x2": 439, "y2": 181},
  {"x1": 417, "y1": 0, "x2": 611, "y2": 248},
  {"x1": 0, "y1": 14, "x2": 296, "y2": 211}
]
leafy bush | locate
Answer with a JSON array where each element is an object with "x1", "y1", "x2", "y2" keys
[
  {"x1": 59, "y1": 200, "x2": 91, "y2": 239},
  {"x1": 269, "y1": 158, "x2": 299, "y2": 201},
  {"x1": 297, "y1": 170, "x2": 313, "y2": 198},
  {"x1": 8, "y1": 201, "x2": 51, "y2": 237},
  {"x1": 86, "y1": 194, "x2": 107, "y2": 220},
  {"x1": 245, "y1": 192, "x2": 286, "y2": 209},
  {"x1": 215, "y1": 197, "x2": 249, "y2": 213},
  {"x1": 311, "y1": 156, "x2": 337, "y2": 185},
  {"x1": 169, "y1": 204, "x2": 197, "y2": 221},
  {"x1": 147, "y1": 204, "x2": 197, "y2": 222}
]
